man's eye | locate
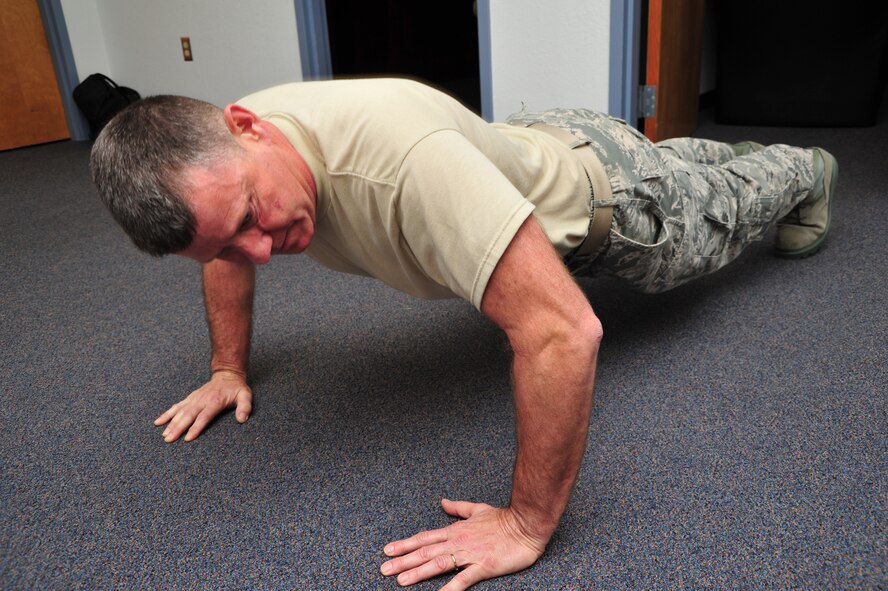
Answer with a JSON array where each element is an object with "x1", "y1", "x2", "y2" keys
[{"x1": 239, "y1": 210, "x2": 254, "y2": 232}]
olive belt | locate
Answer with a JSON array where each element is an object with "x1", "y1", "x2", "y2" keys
[{"x1": 528, "y1": 122, "x2": 614, "y2": 262}]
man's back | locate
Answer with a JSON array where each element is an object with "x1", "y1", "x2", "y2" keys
[{"x1": 237, "y1": 78, "x2": 591, "y2": 307}]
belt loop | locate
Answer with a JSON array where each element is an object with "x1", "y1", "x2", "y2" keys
[{"x1": 528, "y1": 122, "x2": 613, "y2": 263}]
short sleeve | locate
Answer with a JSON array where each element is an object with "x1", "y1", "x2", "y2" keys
[{"x1": 395, "y1": 130, "x2": 536, "y2": 309}]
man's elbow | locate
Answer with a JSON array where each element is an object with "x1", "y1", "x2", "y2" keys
[
  {"x1": 570, "y1": 309, "x2": 603, "y2": 362},
  {"x1": 530, "y1": 307, "x2": 603, "y2": 365},
  {"x1": 508, "y1": 302, "x2": 602, "y2": 364}
]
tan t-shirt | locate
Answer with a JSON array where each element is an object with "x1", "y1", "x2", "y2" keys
[{"x1": 237, "y1": 78, "x2": 592, "y2": 309}]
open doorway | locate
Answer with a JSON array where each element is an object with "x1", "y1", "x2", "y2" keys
[{"x1": 324, "y1": 0, "x2": 482, "y2": 114}]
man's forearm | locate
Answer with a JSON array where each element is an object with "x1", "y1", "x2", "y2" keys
[
  {"x1": 202, "y1": 258, "x2": 255, "y2": 377},
  {"x1": 381, "y1": 219, "x2": 599, "y2": 588},
  {"x1": 508, "y1": 324, "x2": 601, "y2": 542}
]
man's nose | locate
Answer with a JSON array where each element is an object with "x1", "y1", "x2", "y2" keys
[{"x1": 232, "y1": 229, "x2": 273, "y2": 264}]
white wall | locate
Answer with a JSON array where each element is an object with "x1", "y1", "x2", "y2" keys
[
  {"x1": 61, "y1": 0, "x2": 110, "y2": 80},
  {"x1": 61, "y1": 0, "x2": 302, "y2": 107},
  {"x1": 61, "y1": 0, "x2": 616, "y2": 117},
  {"x1": 488, "y1": 0, "x2": 612, "y2": 121}
]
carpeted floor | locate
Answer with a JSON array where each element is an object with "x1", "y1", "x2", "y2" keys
[{"x1": 1, "y1": 95, "x2": 886, "y2": 590}]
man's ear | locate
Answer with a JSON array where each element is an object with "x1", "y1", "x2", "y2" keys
[{"x1": 223, "y1": 104, "x2": 262, "y2": 141}]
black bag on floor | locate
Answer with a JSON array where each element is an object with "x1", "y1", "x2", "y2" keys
[{"x1": 73, "y1": 73, "x2": 141, "y2": 139}]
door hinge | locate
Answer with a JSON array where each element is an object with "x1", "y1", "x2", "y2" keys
[{"x1": 639, "y1": 85, "x2": 657, "y2": 118}]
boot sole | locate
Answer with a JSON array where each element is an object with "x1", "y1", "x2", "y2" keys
[{"x1": 775, "y1": 148, "x2": 838, "y2": 259}]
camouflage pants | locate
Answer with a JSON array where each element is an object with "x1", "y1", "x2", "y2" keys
[{"x1": 506, "y1": 109, "x2": 816, "y2": 293}]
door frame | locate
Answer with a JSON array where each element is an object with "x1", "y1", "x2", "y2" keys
[
  {"x1": 608, "y1": 0, "x2": 642, "y2": 124},
  {"x1": 476, "y1": 0, "x2": 494, "y2": 121},
  {"x1": 36, "y1": 0, "x2": 90, "y2": 141},
  {"x1": 294, "y1": 0, "x2": 332, "y2": 81}
]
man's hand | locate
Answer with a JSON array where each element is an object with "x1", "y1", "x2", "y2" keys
[
  {"x1": 156, "y1": 258, "x2": 256, "y2": 443},
  {"x1": 380, "y1": 498, "x2": 545, "y2": 590},
  {"x1": 153, "y1": 369, "x2": 253, "y2": 442}
]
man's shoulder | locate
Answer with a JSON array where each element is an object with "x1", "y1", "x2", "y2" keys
[
  {"x1": 240, "y1": 78, "x2": 464, "y2": 144},
  {"x1": 241, "y1": 79, "x2": 489, "y2": 183},
  {"x1": 237, "y1": 78, "x2": 453, "y2": 116}
]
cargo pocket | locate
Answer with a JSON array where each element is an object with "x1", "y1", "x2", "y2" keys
[
  {"x1": 601, "y1": 196, "x2": 683, "y2": 292},
  {"x1": 677, "y1": 167, "x2": 735, "y2": 260},
  {"x1": 699, "y1": 189, "x2": 735, "y2": 256}
]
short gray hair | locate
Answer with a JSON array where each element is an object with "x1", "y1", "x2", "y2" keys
[{"x1": 90, "y1": 95, "x2": 239, "y2": 256}]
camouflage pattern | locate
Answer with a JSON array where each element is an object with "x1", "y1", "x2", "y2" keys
[{"x1": 506, "y1": 108, "x2": 816, "y2": 293}]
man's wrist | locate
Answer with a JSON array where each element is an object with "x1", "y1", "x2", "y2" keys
[
  {"x1": 502, "y1": 503, "x2": 555, "y2": 555},
  {"x1": 210, "y1": 364, "x2": 247, "y2": 380},
  {"x1": 506, "y1": 501, "x2": 560, "y2": 546}
]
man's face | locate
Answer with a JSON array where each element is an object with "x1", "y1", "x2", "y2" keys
[{"x1": 178, "y1": 117, "x2": 317, "y2": 265}]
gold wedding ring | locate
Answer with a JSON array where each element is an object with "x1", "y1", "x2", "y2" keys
[{"x1": 450, "y1": 553, "x2": 458, "y2": 571}]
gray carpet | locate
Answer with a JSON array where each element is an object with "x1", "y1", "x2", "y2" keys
[{"x1": 1, "y1": 98, "x2": 886, "y2": 590}]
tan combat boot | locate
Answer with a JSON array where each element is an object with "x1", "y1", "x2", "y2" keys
[{"x1": 775, "y1": 148, "x2": 838, "y2": 258}]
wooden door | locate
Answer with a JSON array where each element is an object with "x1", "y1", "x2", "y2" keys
[
  {"x1": 0, "y1": 0, "x2": 70, "y2": 151},
  {"x1": 643, "y1": 0, "x2": 705, "y2": 142}
]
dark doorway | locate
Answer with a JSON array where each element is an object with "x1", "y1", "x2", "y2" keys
[{"x1": 324, "y1": 0, "x2": 482, "y2": 114}]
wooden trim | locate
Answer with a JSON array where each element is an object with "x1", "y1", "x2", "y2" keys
[{"x1": 643, "y1": 0, "x2": 662, "y2": 141}]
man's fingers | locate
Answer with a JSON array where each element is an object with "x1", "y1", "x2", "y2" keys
[
  {"x1": 163, "y1": 400, "x2": 210, "y2": 443},
  {"x1": 384, "y1": 527, "x2": 449, "y2": 557},
  {"x1": 183, "y1": 408, "x2": 217, "y2": 442},
  {"x1": 153, "y1": 403, "x2": 180, "y2": 426},
  {"x1": 383, "y1": 547, "x2": 486, "y2": 590},
  {"x1": 381, "y1": 540, "x2": 451, "y2": 576},
  {"x1": 391, "y1": 550, "x2": 463, "y2": 587},
  {"x1": 439, "y1": 565, "x2": 485, "y2": 591},
  {"x1": 162, "y1": 408, "x2": 199, "y2": 442}
]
